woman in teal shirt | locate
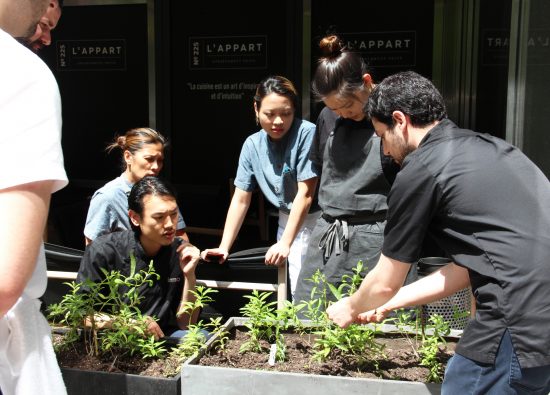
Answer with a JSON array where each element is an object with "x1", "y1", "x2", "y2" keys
[{"x1": 201, "y1": 75, "x2": 319, "y2": 299}]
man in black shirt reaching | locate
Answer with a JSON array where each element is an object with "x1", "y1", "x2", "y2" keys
[
  {"x1": 77, "y1": 176, "x2": 200, "y2": 339},
  {"x1": 327, "y1": 71, "x2": 550, "y2": 394}
]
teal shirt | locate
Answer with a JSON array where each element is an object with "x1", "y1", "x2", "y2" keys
[
  {"x1": 84, "y1": 174, "x2": 187, "y2": 240},
  {"x1": 234, "y1": 118, "x2": 319, "y2": 214}
]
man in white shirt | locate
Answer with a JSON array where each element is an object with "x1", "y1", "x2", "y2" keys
[{"x1": 0, "y1": 0, "x2": 68, "y2": 393}]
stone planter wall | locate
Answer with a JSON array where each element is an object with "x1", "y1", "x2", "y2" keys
[{"x1": 181, "y1": 317, "x2": 462, "y2": 395}]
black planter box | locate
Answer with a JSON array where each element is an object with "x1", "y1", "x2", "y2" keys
[{"x1": 61, "y1": 367, "x2": 181, "y2": 395}]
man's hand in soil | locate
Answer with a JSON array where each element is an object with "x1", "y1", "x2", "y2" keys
[
  {"x1": 326, "y1": 297, "x2": 360, "y2": 328},
  {"x1": 144, "y1": 316, "x2": 164, "y2": 340}
]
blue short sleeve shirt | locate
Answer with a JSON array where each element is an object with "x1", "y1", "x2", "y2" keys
[
  {"x1": 234, "y1": 118, "x2": 319, "y2": 213},
  {"x1": 84, "y1": 174, "x2": 187, "y2": 240}
]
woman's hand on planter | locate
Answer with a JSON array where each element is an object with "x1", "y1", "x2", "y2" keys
[{"x1": 265, "y1": 242, "x2": 290, "y2": 266}]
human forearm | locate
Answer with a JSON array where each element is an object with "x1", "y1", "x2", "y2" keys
[
  {"x1": 347, "y1": 261, "x2": 405, "y2": 313},
  {"x1": 219, "y1": 189, "x2": 251, "y2": 251},
  {"x1": 0, "y1": 181, "x2": 53, "y2": 316},
  {"x1": 279, "y1": 194, "x2": 312, "y2": 247},
  {"x1": 176, "y1": 243, "x2": 200, "y2": 329},
  {"x1": 84, "y1": 312, "x2": 114, "y2": 330},
  {"x1": 84, "y1": 313, "x2": 165, "y2": 339},
  {"x1": 327, "y1": 254, "x2": 410, "y2": 327},
  {"x1": 264, "y1": 179, "x2": 316, "y2": 266},
  {"x1": 279, "y1": 178, "x2": 316, "y2": 247},
  {"x1": 378, "y1": 263, "x2": 471, "y2": 313},
  {"x1": 176, "y1": 273, "x2": 197, "y2": 329}
]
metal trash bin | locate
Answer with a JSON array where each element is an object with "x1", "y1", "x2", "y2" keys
[{"x1": 418, "y1": 257, "x2": 471, "y2": 330}]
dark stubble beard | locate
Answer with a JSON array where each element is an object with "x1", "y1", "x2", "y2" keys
[{"x1": 393, "y1": 134, "x2": 416, "y2": 165}]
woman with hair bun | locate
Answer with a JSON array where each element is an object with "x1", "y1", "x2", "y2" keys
[
  {"x1": 201, "y1": 75, "x2": 319, "y2": 299},
  {"x1": 293, "y1": 35, "x2": 400, "y2": 306},
  {"x1": 84, "y1": 127, "x2": 189, "y2": 245}
]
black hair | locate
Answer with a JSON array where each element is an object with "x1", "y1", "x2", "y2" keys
[
  {"x1": 128, "y1": 176, "x2": 177, "y2": 233},
  {"x1": 254, "y1": 75, "x2": 299, "y2": 113},
  {"x1": 365, "y1": 71, "x2": 447, "y2": 127},
  {"x1": 311, "y1": 34, "x2": 370, "y2": 101}
]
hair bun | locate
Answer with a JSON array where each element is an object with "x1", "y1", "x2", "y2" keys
[
  {"x1": 116, "y1": 135, "x2": 126, "y2": 148},
  {"x1": 319, "y1": 35, "x2": 343, "y2": 58}
]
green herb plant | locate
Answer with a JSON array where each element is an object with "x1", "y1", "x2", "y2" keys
[
  {"x1": 237, "y1": 262, "x2": 385, "y2": 367},
  {"x1": 301, "y1": 261, "x2": 365, "y2": 324},
  {"x1": 238, "y1": 289, "x2": 285, "y2": 361},
  {"x1": 418, "y1": 314, "x2": 450, "y2": 383},
  {"x1": 303, "y1": 262, "x2": 386, "y2": 366},
  {"x1": 388, "y1": 307, "x2": 451, "y2": 383},
  {"x1": 300, "y1": 269, "x2": 332, "y2": 324},
  {"x1": 48, "y1": 254, "x2": 166, "y2": 359},
  {"x1": 165, "y1": 286, "x2": 229, "y2": 376},
  {"x1": 234, "y1": 260, "x2": 454, "y2": 382},
  {"x1": 238, "y1": 288, "x2": 309, "y2": 363}
]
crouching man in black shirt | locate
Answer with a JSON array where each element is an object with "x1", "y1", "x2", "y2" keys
[
  {"x1": 327, "y1": 71, "x2": 550, "y2": 393},
  {"x1": 77, "y1": 176, "x2": 200, "y2": 339}
]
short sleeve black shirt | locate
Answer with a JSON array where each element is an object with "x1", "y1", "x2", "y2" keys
[
  {"x1": 77, "y1": 230, "x2": 184, "y2": 333},
  {"x1": 383, "y1": 119, "x2": 550, "y2": 368}
]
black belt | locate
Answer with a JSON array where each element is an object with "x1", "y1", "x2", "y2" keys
[{"x1": 318, "y1": 212, "x2": 386, "y2": 259}]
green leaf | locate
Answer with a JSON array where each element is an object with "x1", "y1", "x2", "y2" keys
[{"x1": 327, "y1": 282, "x2": 342, "y2": 300}]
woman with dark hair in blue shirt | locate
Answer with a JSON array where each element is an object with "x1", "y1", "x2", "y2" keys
[{"x1": 201, "y1": 75, "x2": 319, "y2": 299}]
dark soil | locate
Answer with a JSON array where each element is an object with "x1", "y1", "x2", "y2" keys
[
  {"x1": 198, "y1": 327, "x2": 457, "y2": 382},
  {"x1": 53, "y1": 334, "x2": 183, "y2": 378},
  {"x1": 54, "y1": 327, "x2": 457, "y2": 383}
]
